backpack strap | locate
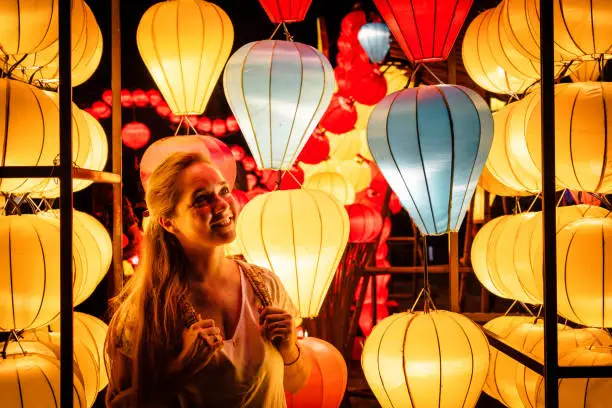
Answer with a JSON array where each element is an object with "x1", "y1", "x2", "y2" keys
[{"x1": 234, "y1": 259, "x2": 273, "y2": 308}]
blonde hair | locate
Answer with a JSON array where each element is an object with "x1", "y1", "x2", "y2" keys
[{"x1": 106, "y1": 151, "x2": 212, "y2": 406}]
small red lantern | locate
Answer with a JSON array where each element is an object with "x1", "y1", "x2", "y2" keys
[
  {"x1": 258, "y1": 0, "x2": 313, "y2": 23},
  {"x1": 156, "y1": 101, "x2": 171, "y2": 118},
  {"x1": 122, "y1": 122, "x2": 151, "y2": 150},
  {"x1": 226, "y1": 116, "x2": 240, "y2": 133},
  {"x1": 147, "y1": 89, "x2": 163, "y2": 107},
  {"x1": 168, "y1": 113, "x2": 182, "y2": 124},
  {"x1": 120, "y1": 89, "x2": 133, "y2": 108},
  {"x1": 102, "y1": 90, "x2": 113, "y2": 105},
  {"x1": 230, "y1": 145, "x2": 245, "y2": 161},
  {"x1": 373, "y1": 0, "x2": 473, "y2": 63},
  {"x1": 246, "y1": 174, "x2": 259, "y2": 191},
  {"x1": 297, "y1": 129, "x2": 330, "y2": 164},
  {"x1": 231, "y1": 189, "x2": 250, "y2": 210},
  {"x1": 91, "y1": 101, "x2": 111, "y2": 119},
  {"x1": 212, "y1": 118, "x2": 227, "y2": 137},
  {"x1": 359, "y1": 302, "x2": 389, "y2": 337},
  {"x1": 242, "y1": 156, "x2": 257, "y2": 172},
  {"x1": 319, "y1": 94, "x2": 357, "y2": 134},
  {"x1": 131, "y1": 89, "x2": 149, "y2": 107},
  {"x1": 84, "y1": 107, "x2": 99, "y2": 119},
  {"x1": 346, "y1": 203, "x2": 383, "y2": 243},
  {"x1": 285, "y1": 337, "x2": 348, "y2": 408},
  {"x1": 196, "y1": 116, "x2": 212, "y2": 133},
  {"x1": 349, "y1": 69, "x2": 388, "y2": 106},
  {"x1": 341, "y1": 10, "x2": 367, "y2": 39},
  {"x1": 334, "y1": 66, "x2": 353, "y2": 97},
  {"x1": 336, "y1": 48, "x2": 371, "y2": 77}
]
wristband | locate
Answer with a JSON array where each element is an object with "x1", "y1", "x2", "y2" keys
[{"x1": 283, "y1": 343, "x2": 301, "y2": 366}]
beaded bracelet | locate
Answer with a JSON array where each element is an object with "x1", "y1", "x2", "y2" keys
[{"x1": 283, "y1": 343, "x2": 301, "y2": 366}]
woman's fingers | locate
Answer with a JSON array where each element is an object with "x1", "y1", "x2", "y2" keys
[
  {"x1": 265, "y1": 321, "x2": 290, "y2": 330},
  {"x1": 190, "y1": 318, "x2": 216, "y2": 330},
  {"x1": 268, "y1": 327, "x2": 291, "y2": 341}
]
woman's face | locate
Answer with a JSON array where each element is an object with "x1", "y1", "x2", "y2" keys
[{"x1": 167, "y1": 162, "x2": 239, "y2": 249}]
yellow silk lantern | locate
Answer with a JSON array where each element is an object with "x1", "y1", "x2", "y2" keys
[
  {"x1": 337, "y1": 159, "x2": 372, "y2": 193},
  {"x1": 327, "y1": 128, "x2": 363, "y2": 161},
  {"x1": 478, "y1": 166, "x2": 530, "y2": 197},
  {"x1": 10, "y1": 2, "x2": 102, "y2": 87},
  {"x1": 300, "y1": 158, "x2": 340, "y2": 181},
  {"x1": 570, "y1": 60, "x2": 604, "y2": 82},
  {"x1": 362, "y1": 310, "x2": 489, "y2": 408},
  {"x1": 471, "y1": 186, "x2": 495, "y2": 223},
  {"x1": 526, "y1": 82, "x2": 612, "y2": 193},
  {"x1": 383, "y1": 65, "x2": 409, "y2": 95},
  {"x1": 354, "y1": 103, "x2": 375, "y2": 131},
  {"x1": 302, "y1": 171, "x2": 355, "y2": 205},
  {"x1": 236, "y1": 190, "x2": 349, "y2": 317},
  {"x1": 137, "y1": 0, "x2": 233, "y2": 115}
]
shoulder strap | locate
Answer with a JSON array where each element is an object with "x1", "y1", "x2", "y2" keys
[{"x1": 234, "y1": 259, "x2": 273, "y2": 308}]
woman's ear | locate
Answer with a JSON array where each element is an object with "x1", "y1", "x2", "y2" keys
[{"x1": 159, "y1": 217, "x2": 177, "y2": 235}]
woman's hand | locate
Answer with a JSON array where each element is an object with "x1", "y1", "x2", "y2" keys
[
  {"x1": 172, "y1": 318, "x2": 223, "y2": 373},
  {"x1": 259, "y1": 307, "x2": 298, "y2": 358}
]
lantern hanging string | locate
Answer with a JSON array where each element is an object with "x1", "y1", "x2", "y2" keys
[
  {"x1": 1, "y1": 330, "x2": 26, "y2": 358},
  {"x1": 408, "y1": 63, "x2": 423, "y2": 86},
  {"x1": 525, "y1": 192, "x2": 542, "y2": 213},
  {"x1": 420, "y1": 63, "x2": 445, "y2": 85},
  {"x1": 269, "y1": 22, "x2": 294, "y2": 42},
  {"x1": 175, "y1": 116, "x2": 186, "y2": 136}
]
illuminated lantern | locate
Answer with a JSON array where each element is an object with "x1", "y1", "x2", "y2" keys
[
  {"x1": 328, "y1": 129, "x2": 363, "y2": 161},
  {"x1": 236, "y1": 190, "x2": 349, "y2": 317},
  {"x1": 0, "y1": 341, "x2": 87, "y2": 408},
  {"x1": 479, "y1": 166, "x2": 529, "y2": 197},
  {"x1": 346, "y1": 203, "x2": 383, "y2": 243},
  {"x1": 358, "y1": 23, "x2": 391, "y2": 64},
  {"x1": 303, "y1": 172, "x2": 355, "y2": 205},
  {"x1": 570, "y1": 60, "x2": 603, "y2": 82},
  {"x1": 297, "y1": 130, "x2": 330, "y2": 165},
  {"x1": 211, "y1": 118, "x2": 227, "y2": 137},
  {"x1": 102, "y1": 90, "x2": 113, "y2": 105},
  {"x1": 341, "y1": 10, "x2": 367, "y2": 38},
  {"x1": 349, "y1": 69, "x2": 388, "y2": 106},
  {"x1": 337, "y1": 159, "x2": 371, "y2": 193},
  {"x1": 224, "y1": 40, "x2": 335, "y2": 170},
  {"x1": 334, "y1": 66, "x2": 352, "y2": 97},
  {"x1": 373, "y1": 0, "x2": 473, "y2": 63},
  {"x1": 131, "y1": 89, "x2": 149, "y2": 107},
  {"x1": 147, "y1": 89, "x2": 163, "y2": 106},
  {"x1": 462, "y1": 10, "x2": 534, "y2": 95},
  {"x1": 226, "y1": 116, "x2": 239, "y2": 132},
  {"x1": 300, "y1": 158, "x2": 340, "y2": 182},
  {"x1": 319, "y1": 94, "x2": 358, "y2": 135},
  {"x1": 367, "y1": 85, "x2": 493, "y2": 235},
  {"x1": 199, "y1": 136, "x2": 236, "y2": 187},
  {"x1": 258, "y1": 0, "x2": 313, "y2": 23},
  {"x1": 471, "y1": 186, "x2": 495, "y2": 223},
  {"x1": 122, "y1": 122, "x2": 151, "y2": 150},
  {"x1": 359, "y1": 302, "x2": 389, "y2": 337},
  {"x1": 10, "y1": 2, "x2": 102, "y2": 87},
  {"x1": 242, "y1": 156, "x2": 257, "y2": 172},
  {"x1": 196, "y1": 116, "x2": 212, "y2": 133},
  {"x1": 526, "y1": 82, "x2": 612, "y2": 193},
  {"x1": 137, "y1": 0, "x2": 234, "y2": 115},
  {"x1": 230, "y1": 145, "x2": 245, "y2": 161},
  {"x1": 91, "y1": 101, "x2": 111, "y2": 119},
  {"x1": 120, "y1": 89, "x2": 133, "y2": 107},
  {"x1": 354, "y1": 102, "x2": 375, "y2": 132},
  {"x1": 362, "y1": 310, "x2": 489, "y2": 408},
  {"x1": 285, "y1": 337, "x2": 348, "y2": 408},
  {"x1": 383, "y1": 65, "x2": 409, "y2": 95}
]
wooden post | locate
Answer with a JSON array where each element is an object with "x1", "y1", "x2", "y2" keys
[{"x1": 449, "y1": 231, "x2": 460, "y2": 312}]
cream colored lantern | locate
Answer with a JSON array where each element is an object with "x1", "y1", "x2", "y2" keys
[
  {"x1": 362, "y1": 310, "x2": 489, "y2": 408},
  {"x1": 300, "y1": 158, "x2": 341, "y2": 182},
  {"x1": 236, "y1": 190, "x2": 349, "y2": 317},
  {"x1": 479, "y1": 166, "x2": 531, "y2": 197},
  {"x1": 328, "y1": 128, "x2": 363, "y2": 161},
  {"x1": 570, "y1": 60, "x2": 604, "y2": 82},
  {"x1": 302, "y1": 172, "x2": 355, "y2": 205},
  {"x1": 137, "y1": 0, "x2": 233, "y2": 115},
  {"x1": 337, "y1": 159, "x2": 372, "y2": 193}
]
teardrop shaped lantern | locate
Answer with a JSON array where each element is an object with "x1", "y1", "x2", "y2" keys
[
  {"x1": 358, "y1": 23, "x2": 391, "y2": 64},
  {"x1": 367, "y1": 85, "x2": 493, "y2": 235},
  {"x1": 373, "y1": 0, "x2": 474, "y2": 63},
  {"x1": 236, "y1": 190, "x2": 349, "y2": 317},
  {"x1": 223, "y1": 40, "x2": 335, "y2": 170},
  {"x1": 137, "y1": 0, "x2": 234, "y2": 115},
  {"x1": 258, "y1": 0, "x2": 313, "y2": 23}
]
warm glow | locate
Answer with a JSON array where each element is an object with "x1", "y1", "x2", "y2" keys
[
  {"x1": 302, "y1": 171, "x2": 355, "y2": 205},
  {"x1": 337, "y1": 159, "x2": 372, "y2": 193},
  {"x1": 236, "y1": 190, "x2": 349, "y2": 317},
  {"x1": 362, "y1": 310, "x2": 489, "y2": 408},
  {"x1": 327, "y1": 128, "x2": 363, "y2": 162},
  {"x1": 137, "y1": 0, "x2": 234, "y2": 115}
]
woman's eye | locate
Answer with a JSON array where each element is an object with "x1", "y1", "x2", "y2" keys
[
  {"x1": 193, "y1": 195, "x2": 208, "y2": 206},
  {"x1": 220, "y1": 186, "x2": 230, "y2": 195}
]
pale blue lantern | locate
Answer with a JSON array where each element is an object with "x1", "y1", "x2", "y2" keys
[
  {"x1": 367, "y1": 85, "x2": 493, "y2": 235},
  {"x1": 223, "y1": 40, "x2": 335, "y2": 170},
  {"x1": 358, "y1": 23, "x2": 391, "y2": 64}
]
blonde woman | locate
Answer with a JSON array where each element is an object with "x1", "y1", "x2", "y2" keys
[{"x1": 105, "y1": 152, "x2": 310, "y2": 407}]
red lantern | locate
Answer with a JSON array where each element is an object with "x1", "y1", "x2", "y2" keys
[
  {"x1": 122, "y1": 122, "x2": 151, "y2": 150},
  {"x1": 156, "y1": 101, "x2": 171, "y2": 118},
  {"x1": 336, "y1": 49, "x2": 371, "y2": 77},
  {"x1": 346, "y1": 203, "x2": 383, "y2": 243},
  {"x1": 147, "y1": 89, "x2": 163, "y2": 107},
  {"x1": 196, "y1": 116, "x2": 212, "y2": 133},
  {"x1": 336, "y1": 35, "x2": 356, "y2": 55},
  {"x1": 297, "y1": 129, "x2": 330, "y2": 164},
  {"x1": 102, "y1": 90, "x2": 113, "y2": 105},
  {"x1": 280, "y1": 165, "x2": 304, "y2": 190},
  {"x1": 358, "y1": 302, "x2": 389, "y2": 337},
  {"x1": 334, "y1": 66, "x2": 353, "y2": 97},
  {"x1": 380, "y1": 217, "x2": 392, "y2": 242},
  {"x1": 348, "y1": 69, "x2": 388, "y2": 106},
  {"x1": 319, "y1": 94, "x2": 357, "y2": 134},
  {"x1": 231, "y1": 189, "x2": 250, "y2": 210},
  {"x1": 246, "y1": 174, "x2": 259, "y2": 191},
  {"x1": 373, "y1": 0, "x2": 473, "y2": 63},
  {"x1": 226, "y1": 116, "x2": 240, "y2": 133},
  {"x1": 388, "y1": 191, "x2": 402, "y2": 214},
  {"x1": 258, "y1": 0, "x2": 313, "y2": 23},
  {"x1": 230, "y1": 145, "x2": 245, "y2": 161},
  {"x1": 340, "y1": 10, "x2": 367, "y2": 39},
  {"x1": 120, "y1": 89, "x2": 133, "y2": 108},
  {"x1": 242, "y1": 156, "x2": 257, "y2": 172},
  {"x1": 84, "y1": 107, "x2": 99, "y2": 119},
  {"x1": 168, "y1": 113, "x2": 182, "y2": 124},
  {"x1": 212, "y1": 118, "x2": 227, "y2": 137},
  {"x1": 285, "y1": 337, "x2": 347, "y2": 408},
  {"x1": 122, "y1": 233, "x2": 129, "y2": 249},
  {"x1": 131, "y1": 89, "x2": 149, "y2": 107},
  {"x1": 355, "y1": 274, "x2": 392, "y2": 304},
  {"x1": 376, "y1": 241, "x2": 388, "y2": 262},
  {"x1": 91, "y1": 101, "x2": 111, "y2": 119}
]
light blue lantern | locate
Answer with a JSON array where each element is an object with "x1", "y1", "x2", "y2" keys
[
  {"x1": 223, "y1": 40, "x2": 335, "y2": 170},
  {"x1": 358, "y1": 23, "x2": 391, "y2": 64},
  {"x1": 367, "y1": 85, "x2": 493, "y2": 235}
]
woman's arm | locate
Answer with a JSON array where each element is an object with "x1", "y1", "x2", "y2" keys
[{"x1": 279, "y1": 341, "x2": 312, "y2": 394}]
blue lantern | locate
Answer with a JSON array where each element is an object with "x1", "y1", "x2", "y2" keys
[
  {"x1": 367, "y1": 85, "x2": 493, "y2": 235},
  {"x1": 223, "y1": 40, "x2": 335, "y2": 170},
  {"x1": 358, "y1": 23, "x2": 391, "y2": 64}
]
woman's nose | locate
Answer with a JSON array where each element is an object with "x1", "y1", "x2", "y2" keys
[{"x1": 211, "y1": 194, "x2": 230, "y2": 212}]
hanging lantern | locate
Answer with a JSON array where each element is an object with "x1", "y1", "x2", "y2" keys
[
  {"x1": 358, "y1": 23, "x2": 391, "y2": 64},
  {"x1": 226, "y1": 116, "x2": 239, "y2": 133},
  {"x1": 147, "y1": 89, "x2": 163, "y2": 106},
  {"x1": 383, "y1": 65, "x2": 410, "y2": 96},
  {"x1": 137, "y1": 0, "x2": 234, "y2": 115},
  {"x1": 348, "y1": 69, "x2": 388, "y2": 106},
  {"x1": 300, "y1": 158, "x2": 340, "y2": 182},
  {"x1": 223, "y1": 40, "x2": 335, "y2": 170},
  {"x1": 302, "y1": 172, "x2": 355, "y2": 205},
  {"x1": 570, "y1": 60, "x2": 603, "y2": 82},
  {"x1": 362, "y1": 310, "x2": 489, "y2": 408},
  {"x1": 479, "y1": 166, "x2": 530, "y2": 197},
  {"x1": 471, "y1": 186, "x2": 495, "y2": 223},
  {"x1": 319, "y1": 94, "x2": 357, "y2": 135},
  {"x1": 258, "y1": 0, "x2": 313, "y2": 23},
  {"x1": 131, "y1": 89, "x2": 149, "y2": 107},
  {"x1": 297, "y1": 129, "x2": 330, "y2": 165},
  {"x1": 120, "y1": 89, "x2": 133, "y2": 108},
  {"x1": 373, "y1": 0, "x2": 473, "y2": 63},
  {"x1": 196, "y1": 116, "x2": 212, "y2": 133},
  {"x1": 526, "y1": 82, "x2": 612, "y2": 193},
  {"x1": 367, "y1": 85, "x2": 493, "y2": 235},
  {"x1": 327, "y1": 128, "x2": 363, "y2": 161},
  {"x1": 211, "y1": 118, "x2": 227, "y2": 137},
  {"x1": 346, "y1": 203, "x2": 383, "y2": 243},
  {"x1": 285, "y1": 337, "x2": 348, "y2": 408},
  {"x1": 122, "y1": 122, "x2": 151, "y2": 150},
  {"x1": 337, "y1": 159, "x2": 372, "y2": 193},
  {"x1": 236, "y1": 190, "x2": 349, "y2": 317},
  {"x1": 230, "y1": 145, "x2": 245, "y2": 161}
]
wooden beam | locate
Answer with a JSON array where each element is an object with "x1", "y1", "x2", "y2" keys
[{"x1": 449, "y1": 231, "x2": 460, "y2": 312}]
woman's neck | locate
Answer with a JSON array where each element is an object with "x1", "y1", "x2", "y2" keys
[{"x1": 184, "y1": 245, "x2": 232, "y2": 285}]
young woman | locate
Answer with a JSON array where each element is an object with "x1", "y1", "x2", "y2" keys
[{"x1": 105, "y1": 152, "x2": 311, "y2": 407}]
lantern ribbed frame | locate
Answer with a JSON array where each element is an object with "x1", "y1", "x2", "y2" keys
[
  {"x1": 258, "y1": 0, "x2": 313, "y2": 23},
  {"x1": 302, "y1": 171, "x2": 355, "y2": 205}
]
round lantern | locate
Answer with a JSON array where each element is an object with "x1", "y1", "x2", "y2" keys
[
  {"x1": 479, "y1": 166, "x2": 530, "y2": 197},
  {"x1": 303, "y1": 172, "x2": 355, "y2": 205},
  {"x1": 258, "y1": 0, "x2": 313, "y2": 23},
  {"x1": 212, "y1": 118, "x2": 227, "y2": 137},
  {"x1": 10, "y1": 2, "x2": 102, "y2": 88},
  {"x1": 337, "y1": 159, "x2": 372, "y2": 193},
  {"x1": 346, "y1": 203, "x2": 383, "y2": 243},
  {"x1": 91, "y1": 101, "x2": 111, "y2": 119},
  {"x1": 297, "y1": 130, "x2": 330, "y2": 165},
  {"x1": 300, "y1": 158, "x2": 340, "y2": 182},
  {"x1": 349, "y1": 69, "x2": 388, "y2": 106},
  {"x1": 285, "y1": 337, "x2": 348, "y2": 408},
  {"x1": 137, "y1": 0, "x2": 233, "y2": 115},
  {"x1": 383, "y1": 65, "x2": 410, "y2": 96},
  {"x1": 122, "y1": 122, "x2": 151, "y2": 150},
  {"x1": 236, "y1": 190, "x2": 349, "y2": 317},
  {"x1": 223, "y1": 40, "x2": 335, "y2": 170},
  {"x1": 570, "y1": 60, "x2": 603, "y2": 82},
  {"x1": 526, "y1": 82, "x2": 612, "y2": 193},
  {"x1": 358, "y1": 23, "x2": 391, "y2": 64},
  {"x1": 319, "y1": 94, "x2": 358, "y2": 135},
  {"x1": 147, "y1": 89, "x2": 163, "y2": 106},
  {"x1": 226, "y1": 115, "x2": 239, "y2": 133},
  {"x1": 131, "y1": 89, "x2": 149, "y2": 107},
  {"x1": 372, "y1": 0, "x2": 472, "y2": 62},
  {"x1": 327, "y1": 128, "x2": 363, "y2": 162},
  {"x1": 362, "y1": 310, "x2": 489, "y2": 408},
  {"x1": 367, "y1": 85, "x2": 493, "y2": 235},
  {"x1": 196, "y1": 116, "x2": 212, "y2": 133}
]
